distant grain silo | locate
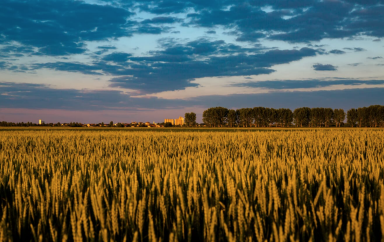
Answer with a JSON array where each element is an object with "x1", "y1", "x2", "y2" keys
[{"x1": 164, "y1": 116, "x2": 184, "y2": 126}]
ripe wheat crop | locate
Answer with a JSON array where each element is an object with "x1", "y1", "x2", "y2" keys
[{"x1": 0, "y1": 130, "x2": 383, "y2": 241}]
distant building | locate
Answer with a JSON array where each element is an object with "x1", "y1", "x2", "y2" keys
[
  {"x1": 164, "y1": 119, "x2": 174, "y2": 125},
  {"x1": 164, "y1": 116, "x2": 184, "y2": 126},
  {"x1": 175, "y1": 116, "x2": 184, "y2": 126},
  {"x1": 39, "y1": 119, "x2": 45, "y2": 125}
]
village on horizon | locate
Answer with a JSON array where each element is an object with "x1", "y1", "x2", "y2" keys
[{"x1": 35, "y1": 116, "x2": 186, "y2": 128}]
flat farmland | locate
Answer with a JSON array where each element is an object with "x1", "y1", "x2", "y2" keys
[{"x1": 0, "y1": 129, "x2": 383, "y2": 241}]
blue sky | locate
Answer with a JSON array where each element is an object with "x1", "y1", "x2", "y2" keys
[{"x1": 0, "y1": 0, "x2": 383, "y2": 123}]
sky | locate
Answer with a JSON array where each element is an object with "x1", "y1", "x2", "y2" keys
[{"x1": 0, "y1": 0, "x2": 384, "y2": 123}]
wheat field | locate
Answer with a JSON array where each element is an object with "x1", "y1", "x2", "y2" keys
[{"x1": 0, "y1": 130, "x2": 383, "y2": 241}]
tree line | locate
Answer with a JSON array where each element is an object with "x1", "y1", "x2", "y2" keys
[
  {"x1": 0, "y1": 121, "x2": 37, "y2": 127},
  {"x1": 2, "y1": 105, "x2": 383, "y2": 128},
  {"x1": 199, "y1": 105, "x2": 384, "y2": 127}
]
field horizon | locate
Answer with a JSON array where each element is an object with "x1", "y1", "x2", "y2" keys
[{"x1": 1, "y1": 126, "x2": 384, "y2": 132}]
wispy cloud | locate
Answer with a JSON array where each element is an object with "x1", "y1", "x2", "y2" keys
[{"x1": 313, "y1": 64, "x2": 337, "y2": 71}]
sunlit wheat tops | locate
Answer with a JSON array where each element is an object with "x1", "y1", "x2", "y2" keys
[{"x1": 0, "y1": 130, "x2": 384, "y2": 241}]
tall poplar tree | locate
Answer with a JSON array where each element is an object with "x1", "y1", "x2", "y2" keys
[
  {"x1": 293, "y1": 107, "x2": 311, "y2": 127},
  {"x1": 334, "y1": 109, "x2": 345, "y2": 127},
  {"x1": 347, "y1": 109, "x2": 358, "y2": 127},
  {"x1": 227, "y1": 109, "x2": 238, "y2": 127}
]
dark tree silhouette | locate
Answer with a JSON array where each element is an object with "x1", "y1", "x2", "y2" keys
[
  {"x1": 227, "y1": 109, "x2": 238, "y2": 127},
  {"x1": 334, "y1": 109, "x2": 345, "y2": 127},
  {"x1": 185, "y1": 112, "x2": 197, "y2": 127},
  {"x1": 293, "y1": 107, "x2": 311, "y2": 127},
  {"x1": 347, "y1": 109, "x2": 358, "y2": 127}
]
